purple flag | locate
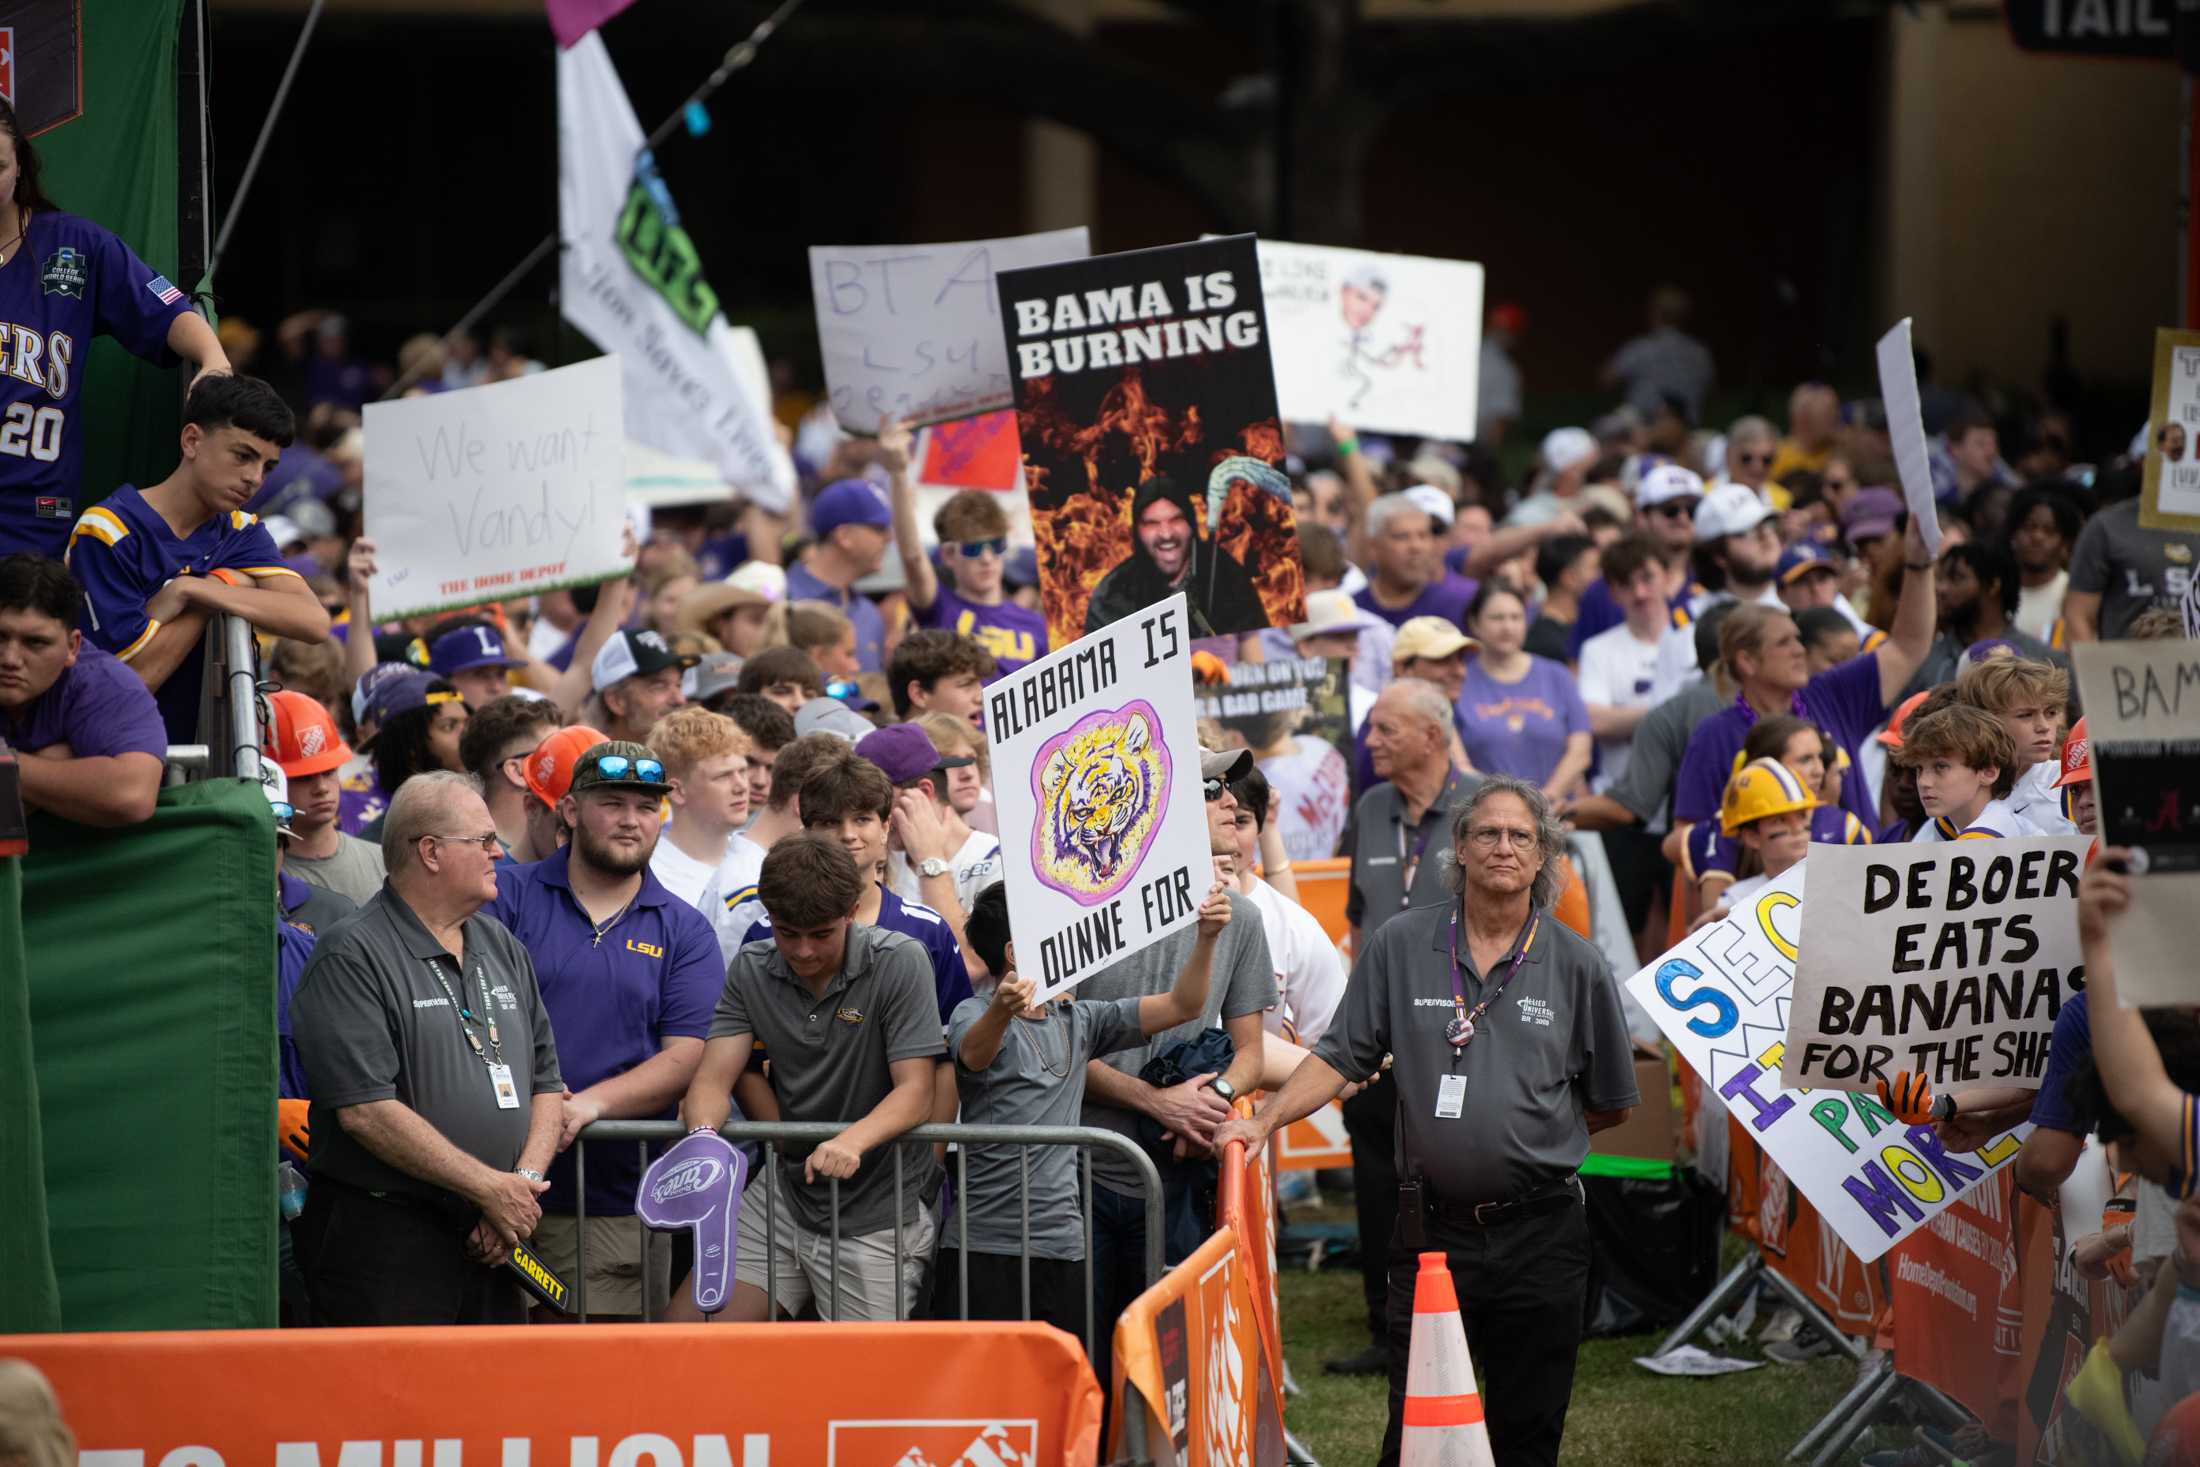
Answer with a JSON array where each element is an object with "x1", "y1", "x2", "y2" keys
[
  {"x1": 636, "y1": 1131, "x2": 748, "y2": 1314},
  {"x1": 546, "y1": 0, "x2": 636, "y2": 48}
]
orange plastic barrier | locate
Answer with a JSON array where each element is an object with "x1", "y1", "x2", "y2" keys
[
  {"x1": 1219, "y1": 1105, "x2": 1286, "y2": 1428},
  {"x1": 1275, "y1": 1099, "x2": 1353, "y2": 1171},
  {"x1": 1889, "y1": 1172, "x2": 2026, "y2": 1438},
  {"x1": 4, "y1": 1321, "x2": 1102, "y2": 1467},
  {"x1": 1730, "y1": 1121, "x2": 1883, "y2": 1333},
  {"x1": 1110, "y1": 1225, "x2": 1285, "y2": 1466},
  {"x1": 1291, "y1": 857, "x2": 1351, "y2": 943}
]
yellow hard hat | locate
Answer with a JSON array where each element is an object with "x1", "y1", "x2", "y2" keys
[{"x1": 1719, "y1": 757, "x2": 1820, "y2": 837}]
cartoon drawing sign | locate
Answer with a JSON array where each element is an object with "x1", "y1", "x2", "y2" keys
[
  {"x1": 988, "y1": 592, "x2": 1211, "y2": 1002},
  {"x1": 2141, "y1": 326, "x2": 2200, "y2": 534}
]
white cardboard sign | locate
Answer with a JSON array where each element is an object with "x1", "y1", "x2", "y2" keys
[
  {"x1": 364, "y1": 356, "x2": 632, "y2": 621},
  {"x1": 1252, "y1": 239, "x2": 1483, "y2": 441},
  {"x1": 984, "y1": 591, "x2": 1212, "y2": 1002},
  {"x1": 809, "y1": 228, "x2": 1091, "y2": 432},
  {"x1": 1875, "y1": 318, "x2": 1941, "y2": 555},
  {"x1": 1626, "y1": 863, "x2": 2029, "y2": 1264}
]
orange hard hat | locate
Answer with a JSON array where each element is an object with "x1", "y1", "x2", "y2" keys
[
  {"x1": 2054, "y1": 716, "x2": 2090, "y2": 789},
  {"x1": 524, "y1": 725, "x2": 609, "y2": 808},
  {"x1": 266, "y1": 690, "x2": 352, "y2": 778},
  {"x1": 1876, "y1": 690, "x2": 1931, "y2": 749}
]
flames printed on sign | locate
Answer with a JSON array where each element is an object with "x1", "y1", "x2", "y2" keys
[
  {"x1": 1031, "y1": 700, "x2": 1171, "y2": 905},
  {"x1": 1018, "y1": 368, "x2": 1301, "y2": 647}
]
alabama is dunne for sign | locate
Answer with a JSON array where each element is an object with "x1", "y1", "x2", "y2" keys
[{"x1": 986, "y1": 592, "x2": 1213, "y2": 1002}]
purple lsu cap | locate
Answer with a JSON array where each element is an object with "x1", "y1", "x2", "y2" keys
[
  {"x1": 1775, "y1": 543, "x2": 1837, "y2": 584},
  {"x1": 812, "y1": 478, "x2": 892, "y2": 538},
  {"x1": 855, "y1": 723, "x2": 975, "y2": 786},
  {"x1": 428, "y1": 623, "x2": 527, "y2": 678},
  {"x1": 1841, "y1": 487, "x2": 1904, "y2": 543}
]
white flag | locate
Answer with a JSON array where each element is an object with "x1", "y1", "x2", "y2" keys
[{"x1": 557, "y1": 33, "x2": 795, "y2": 511}]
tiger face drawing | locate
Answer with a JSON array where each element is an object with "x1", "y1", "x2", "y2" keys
[{"x1": 1031, "y1": 702, "x2": 1171, "y2": 904}]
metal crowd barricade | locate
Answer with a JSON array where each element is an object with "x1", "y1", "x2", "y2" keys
[{"x1": 167, "y1": 614, "x2": 263, "y2": 784}]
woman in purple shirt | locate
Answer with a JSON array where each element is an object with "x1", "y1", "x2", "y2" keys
[{"x1": 1454, "y1": 581, "x2": 1593, "y2": 798}]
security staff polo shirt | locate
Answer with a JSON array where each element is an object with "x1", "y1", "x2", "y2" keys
[
  {"x1": 290, "y1": 884, "x2": 562, "y2": 1214},
  {"x1": 1341, "y1": 770, "x2": 1479, "y2": 935},
  {"x1": 712, "y1": 924, "x2": 945, "y2": 1236},
  {"x1": 484, "y1": 847, "x2": 722, "y2": 1218},
  {"x1": 1313, "y1": 900, "x2": 1639, "y2": 1207}
]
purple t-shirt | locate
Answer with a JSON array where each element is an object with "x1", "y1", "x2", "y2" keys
[
  {"x1": 337, "y1": 772, "x2": 386, "y2": 838},
  {"x1": 0, "y1": 644, "x2": 167, "y2": 759},
  {"x1": 919, "y1": 584, "x2": 1049, "y2": 680},
  {"x1": 1673, "y1": 652, "x2": 1888, "y2": 832},
  {"x1": 2027, "y1": 989, "x2": 2092, "y2": 1135},
  {"x1": 786, "y1": 558, "x2": 886, "y2": 673},
  {"x1": 1353, "y1": 572, "x2": 1477, "y2": 631},
  {"x1": 1455, "y1": 655, "x2": 1590, "y2": 785}
]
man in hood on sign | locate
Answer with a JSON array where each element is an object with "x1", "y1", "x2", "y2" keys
[{"x1": 1083, "y1": 473, "x2": 1267, "y2": 640}]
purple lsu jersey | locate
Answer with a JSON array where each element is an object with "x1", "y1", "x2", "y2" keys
[{"x1": 0, "y1": 211, "x2": 193, "y2": 559}]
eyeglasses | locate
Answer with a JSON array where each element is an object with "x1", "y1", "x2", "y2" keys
[
  {"x1": 1650, "y1": 501, "x2": 1694, "y2": 519},
  {"x1": 1202, "y1": 777, "x2": 1228, "y2": 802},
  {"x1": 586, "y1": 754, "x2": 666, "y2": 784},
  {"x1": 953, "y1": 538, "x2": 1008, "y2": 560},
  {"x1": 1736, "y1": 452, "x2": 1774, "y2": 468},
  {"x1": 1465, "y1": 827, "x2": 1537, "y2": 851},
  {"x1": 424, "y1": 831, "x2": 501, "y2": 854}
]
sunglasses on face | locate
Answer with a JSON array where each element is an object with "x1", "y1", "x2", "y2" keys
[
  {"x1": 1650, "y1": 501, "x2": 1694, "y2": 519},
  {"x1": 1202, "y1": 777, "x2": 1228, "y2": 802},
  {"x1": 586, "y1": 754, "x2": 666, "y2": 784},
  {"x1": 1736, "y1": 452, "x2": 1774, "y2": 467},
  {"x1": 953, "y1": 538, "x2": 1008, "y2": 560}
]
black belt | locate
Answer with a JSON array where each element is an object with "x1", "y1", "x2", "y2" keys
[{"x1": 1425, "y1": 1174, "x2": 1581, "y2": 1228}]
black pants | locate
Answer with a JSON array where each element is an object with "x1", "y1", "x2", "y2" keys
[
  {"x1": 1341, "y1": 1071, "x2": 1399, "y2": 1346},
  {"x1": 931, "y1": 1248, "x2": 1091, "y2": 1346},
  {"x1": 1378, "y1": 1192, "x2": 1591, "y2": 1467},
  {"x1": 1601, "y1": 825, "x2": 1670, "y2": 937},
  {"x1": 294, "y1": 1179, "x2": 526, "y2": 1327}
]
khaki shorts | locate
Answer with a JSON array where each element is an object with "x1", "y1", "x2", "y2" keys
[
  {"x1": 529, "y1": 1213, "x2": 671, "y2": 1318},
  {"x1": 733, "y1": 1167, "x2": 936, "y2": 1321}
]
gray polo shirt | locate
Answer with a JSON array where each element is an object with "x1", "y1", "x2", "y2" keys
[
  {"x1": 1077, "y1": 890, "x2": 1277, "y2": 1197},
  {"x1": 290, "y1": 883, "x2": 563, "y2": 1215},
  {"x1": 1342, "y1": 770, "x2": 1477, "y2": 935},
  {"x1": 712, "y1": 924, "x2": 945, "y2": 1235},
  {"x1": 948, "y1": 993, "x2": 1145, "y2": 1259},
  {"x1": 1313, "y1": 899, "x2": 1639, "y2": 1207},
  {"x1": 1606, "y1": 678, "x2": 1726, "y2": 832}
]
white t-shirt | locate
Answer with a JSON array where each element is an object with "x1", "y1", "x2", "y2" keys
[
  {"x1": 1242, "y1": 877, "x2": 1348, "y2": 1048},
  {"x1": 722, "y1": 832, "x2": 767, "y2": 907},
  {"x1": 2007, "y1": 760, "x2": 2079, "y2": 838},
  {"x1": 889, "y1": 828, "x2": 1003, "y2": 914},
  {"x1": 1575, "y1": 621, "x2": 1664, "y2": 792},
  {"x1": 1649, "y1": 583, "x2": 1781, "y2": 704},
  {"x1": 1258, "y1": 737, "x2": 1352, "y2": 863},
  {"x1": 2016, "y1": 569, "x2": 2068, "y2": 645},
  {"x1": 649, "y1": 828, "x2": 739, "y2": 915},
  {"x1": 1911, "y1": 796, "x2": 2042, "y2": 843}
]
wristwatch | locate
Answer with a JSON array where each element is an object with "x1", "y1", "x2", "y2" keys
[
  {"x1": 920, "y1": 857, "x2": 950, "y2": 878},
  {"x1": 1206, "y1": 1078, "x2": 1238, "y2": 1103},
  {"x1": 515, "y1": 1167, "x2": 545, "y2": 1182}
]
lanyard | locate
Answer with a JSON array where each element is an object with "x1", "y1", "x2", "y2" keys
[
  {"x1": 1396, "y1": 775, "x2": 1455, "y2": 908},
  {"x1": 1444, "y1": 911, "x2": 1538, "y2": 1061},
  {"x1": 426, "y1": 956, "x2": 503, "y2": 1067}
]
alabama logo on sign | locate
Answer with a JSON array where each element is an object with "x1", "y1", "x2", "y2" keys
[
  {"x1": 825, "y1": 1419, "x2": 1038, "y2": 1466},
  {"x1": 0, "y1": 3, "x2": 85, "y2": 138}
]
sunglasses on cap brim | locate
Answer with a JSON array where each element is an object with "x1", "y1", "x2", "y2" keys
[{"x1": 584, "y1": 754, "x2": 667, "y2": 785}]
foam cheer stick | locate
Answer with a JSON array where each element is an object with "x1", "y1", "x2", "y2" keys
[{"x1": 637, "y1": 1130, "x2": 748, "y2": 1315}]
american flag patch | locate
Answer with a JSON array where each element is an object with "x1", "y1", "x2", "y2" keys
[{"x1": 147, "y1": 275, "x2": 184, "y2": 306}]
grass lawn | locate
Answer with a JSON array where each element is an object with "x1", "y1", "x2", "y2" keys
[{"x1": 1276, "y1": 1252, "x2": 1907, "y2": 1465}]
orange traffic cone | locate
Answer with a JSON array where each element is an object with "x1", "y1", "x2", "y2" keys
[{"x1": 1400, "y1": 1251, "x2": 1495, "y2": 1467}]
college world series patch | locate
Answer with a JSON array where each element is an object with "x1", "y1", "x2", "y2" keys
[{"x1": 39, "y1": 246, "x2": 85, "y2": 299}]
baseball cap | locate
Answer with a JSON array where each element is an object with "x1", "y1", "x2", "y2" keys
[
  {"x1": 1402, "y1": 484, "x2": 1455, "y2": 529},
  {"x1": 1636, "y1": 463, "x2": 1706, "y2": 510},
  {"x1": 794, "y1": 695, "x2": 876, "y2": 743},
  {"x1": 429, "y1": 623, "x2": 527, "y2": 679},
  {"x1": 257, "y1": 760, "x2": 297, "y2": 840},
  {"x1": 1840, "y1": 487, "x2": 1903, "y2": 544},
  {"x1": 267, "y1": 689, "x2": 352, "y2": 778},
  {"x1": 855, "y1": 723, "x2": 973, "y2": 786},
  {"x1": 1289, "y1": 589, "x2": 1374, "y2": 642},
  {"x1": 1877, "y1": 690, "x2": 1932, "y2": 749},
  {"x1": 591, "y1": 629, "x2": 701, "y2": 694},
  {"x1": 1005, "y1": 545, "x2": 1039, "y2": 590},
  {"x1": 358, "y1": 668, "x2": 462, "y2": 732},
  {"x1": 1692, "y1": 481, "x2": 1773, "y2": 543},
  {"x1": 2054, "y1": 717, "x2": 2090, "y2": 788},
  {"x1": 1393, "y1": 616, "x2": 1479, "y2": 663},
  {"x1": 524, "y1": 725, "x2": 612, "y2": 808},
  {"x1": 689, "y1": 651, "x2": 745, "y2": 704},
  {"x1": 1540, "y1": 426, "x2": 1597, "y2": 477},
  {"x1": 569, "y1": 739, "x2": 673, "y2": 798},
  {"x1": 812, "y1": 478, "x2": 892, "y2": 538},
  {"x1": 262, "y1": 514, "x2": 303, "y2": 551},
  {"x1": 1775, "y1": 544, "x2": 1838, "y2": 585},
  {"x1": 1200, "y1": 748, "x2": 1254, "y2": 783},
  {"x1": 351, "y1": 661, "x2": 414, "y2": 727}
]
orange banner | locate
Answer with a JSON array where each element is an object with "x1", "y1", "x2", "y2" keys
[
  {"x1": 1274, "y1": 1099, "x2": 1352, "y2": 1171},
  {"x1": 4, "y1": 1321, "x2": 1101, "y2": 1467},
  {"x1": 1219, "y1": 1118, "x2": 1285, "y2": 1425},
  {"x1": 1111, "y1": 1226, "x2": 1285, "y2": 1466},
  {"x1": 1889, "y1": 1171, "x2": 2025, "y2": 1438}
]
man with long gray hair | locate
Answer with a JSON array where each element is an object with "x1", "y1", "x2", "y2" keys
[{"x1": 1217, "y1": 774, "x2": 1639, "y2": 1467}]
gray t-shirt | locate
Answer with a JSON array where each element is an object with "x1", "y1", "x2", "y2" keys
[
  {"x1": 290, "y1": 885, "x2": 563, "y2": 1215},
  {"x1": 1342, "y1": 770, "x2": 1477, "y2": 935},
  {"x1": 287, "y1": 832, "x2": 389, "y2": 909},
  {"x1": 1606, "y1": 677, "x2": 1726, "y2": 832},
  {"x1": 1314, "y1": 899, "x2": 1640, "y2": 1206},
  {"x1": 2069, "y1": 497, "x2": 2200, "y2": 639},
  {"x1": 948, "y1": 993, "x2": 1145, "y2": 1259},
  {"x1": 711, "y1": 924, "x2": 945, "y2": 1234},
  {"x1": 1076, "y1": 890, "x2": 1277, "y2": 1196},
  {"x1": 1899, "y1": 628, "x2": 2066, "y2": 704}
]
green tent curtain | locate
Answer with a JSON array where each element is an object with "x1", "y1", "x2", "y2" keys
[{"x1": 0, "y1": 854, "x2": 63, "y2": 1332}]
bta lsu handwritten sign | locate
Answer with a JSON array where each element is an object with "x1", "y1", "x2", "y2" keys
[
  {"x1": 1784, "y1": 839, "x2": 2089, "y2": 1093},
  {"x1": 364, "y1": 355, "x2": 633, "y2": 622},
  {"x1": 1626, "y1": 863, "x2": 2029, "y2": 1263},
  {"x1": 986, "y1": 592, "x2": 1211, "y2": 1002}
]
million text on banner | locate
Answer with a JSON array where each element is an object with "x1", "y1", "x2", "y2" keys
[
  {"x1": 999, "y1": 234, "x2": 1307, "y2": 650},
  {"x1": 986, "y1": 591, "x2": 1212, "y2": 1003},
  {"x1": 363, "y1": 356, "x2": 632, "y2": 622},
  {"x1": 1250, "y1": 238, "x2": 1483, "y2": 441},
  {"x1": 1625, "y1": 865, "x2": 2029, "y2": 1263},
  {"x1": 558, "y1": 31, "x2": 795, "y2": 511},
  {"x1": 810, "y1": 228, "x2": 1092, "y2": 432},
  {"x1": 1782, "y1": 838, "x2": 2089, "y2": 1092}
]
